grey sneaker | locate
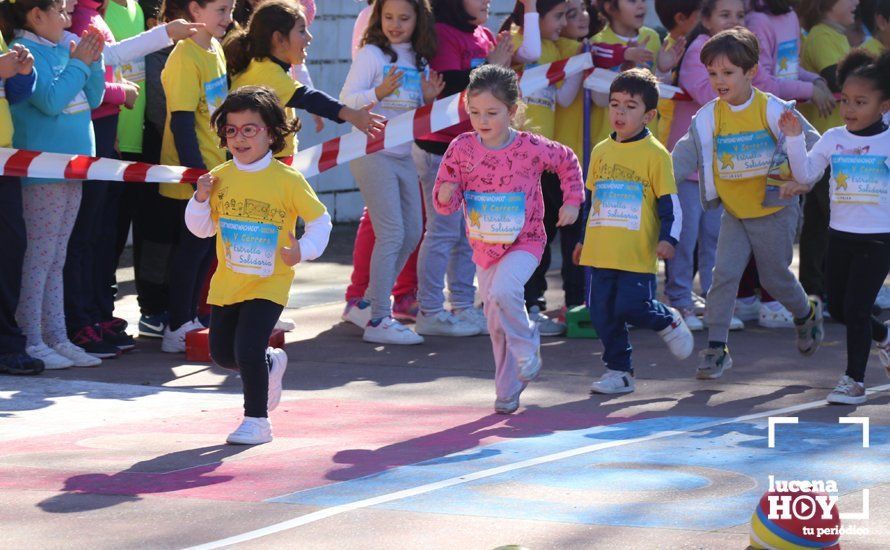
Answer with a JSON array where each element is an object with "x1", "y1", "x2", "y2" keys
[
  {"x1": 696, "y1": 346, "x2": 733, "y2": 380},
  {"x1": 794, "y1": 296, "x2": 824, "y2": 356},
  {"x1": 495, "y1": 382, "x2": 528, "y2": 414},
  {"x1": 518, "y1": 349, "x2": 542, "y2": 382},
  {"x1": 455, "y1": 306, "x2": 488, "y2": 335},
  {"x1": 529, "y1": 306, "x2": 566, "y2": 337},
  {"x1": 826, "y1": 375, "x2": 866, "y2": 405},
  {"x1": 415, "y1": 310, "x2": 480, "y2": 337},
  {"x1": 589, "y1": 369, "x2": 635, "y2": 394}
]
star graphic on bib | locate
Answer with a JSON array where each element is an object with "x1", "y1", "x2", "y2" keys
[
  {"x1": 836, "y1": 172, "x2": 849, "y2": 190},
  {"x1": 592, "y1": 199, "x2": 603, "y2": 217},
  {"x1": 779, "y1": 57, "x2": 788, "y2": 71},
  {"x1": 468, "y1": 209, "x2": 482, "y2": 228},
  {"x1": 720, "y1": 153, "x2": 735, "y2": 170}
]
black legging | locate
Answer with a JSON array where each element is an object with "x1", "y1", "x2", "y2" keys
[
  {"x1": 826, "y1": 230, "x2": 890, "y2": 382},
  {"x1": 209, "y1": 299, "x2": 283, "y2": 418}
]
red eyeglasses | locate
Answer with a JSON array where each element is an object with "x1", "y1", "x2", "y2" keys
[{"x1": 220, "y1": 124, "x2": 268, "y2": 139}]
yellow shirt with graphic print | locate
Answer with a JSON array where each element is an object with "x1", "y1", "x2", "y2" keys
[
  {"x1": 580, "y1": 133, "x2": 676, "y2": 274},
  {"x1": 554, "y1": 37, "x2": 586, "y2": 162},
  {"x1": 160, "y1": 38, "x2": 228, "y2": 199},
  {"x1": 511, "y1": 31, "x2": 562, "y2": 139},
  {"x1": 801, "y1": 23, "x2": 849, "y2": 134},
  {"x1": 231, "y1": 58, "x2": 302, "y2": 158},
  {"x1": 207, "y1": 159, "x2": 327, "y2": 307}
]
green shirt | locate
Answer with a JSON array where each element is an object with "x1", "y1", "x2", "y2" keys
[{"x1": 105, "y1": 0, "x2": 146, "y2": 154}]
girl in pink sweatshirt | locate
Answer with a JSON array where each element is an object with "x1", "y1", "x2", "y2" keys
[{"x1": 434, "y1": 65, "x2": 583, "y2": 414}]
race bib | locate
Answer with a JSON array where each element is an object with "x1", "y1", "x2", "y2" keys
[
  {"x1": 219, "y1": 217, "x2": 278, "y2": 277},
  {"x1": 830, "y1": 154, "x2": 890, "y2": 206},
  {"x1": 588, "y1": 180, "x2": 644, "y2": 231},
  {"x1": 117, "y1": 59, "x2": 146, "y2": 84},
  {"x1": 715, "y1": 130, "x2": 776, "y2": 181},
  {"x1": 525, "y1": 84, "x2": 556, "y2": 111},
  {"x1": 62, "y1": 91, "x2": 90, "y2": 115},
  {"x1": 380, "y1": 64, "x2": 423, "y2": 111},
  {"x1": 204, "y1": 75, "x2": 228, "y2": 116},
  {"x1": 470, "y1": 57, "x2": 486, "y2": 69},
  {"x1": 464, "y1": 191, "x2": 526, "y2": 244},
  {"x1": 775, "y1": 39, "x2": 800, "y2": 80}
]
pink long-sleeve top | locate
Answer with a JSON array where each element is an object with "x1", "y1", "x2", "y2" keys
[
  {"x1": 747, "y1": 10, "x2": 820, "y2": 101},
  {"x1": 70, "y1": 0, "x2": 126, "y2": 120},
  {"x1": 434, "y1": 131, "x2": 584, "y2": 269},
  {"x1": 668, "y1": 34, "x2": 714, "y2": 154}
]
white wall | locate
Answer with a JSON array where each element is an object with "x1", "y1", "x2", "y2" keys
[{"x1": 304, "y1": 0, "x2": 659, "y2": 222}]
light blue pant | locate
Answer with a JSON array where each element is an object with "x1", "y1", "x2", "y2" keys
[
  {"x1": 665, "y1": 179, "x2": 722, "y2": 310},
  {"x1": 412, "y1": 145, "x2": 476, "y2": 313}
]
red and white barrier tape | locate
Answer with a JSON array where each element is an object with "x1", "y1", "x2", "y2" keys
[
  {"x1": 0, "y1": 147, "x2": 204, "y2": 183},
  {"x1": 584, "y1": 68, "x2": 691, "y2": 100}
]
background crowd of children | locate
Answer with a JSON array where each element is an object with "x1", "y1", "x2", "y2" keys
[{"x1": 1, "y1": 0, "x2": 889, "y2": 442}]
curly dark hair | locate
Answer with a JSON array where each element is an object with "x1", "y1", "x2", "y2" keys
[
  {"x1": 362, "y1": 0, "x2": 437, "y2": 69},
  {"x1": 211, "y1": 86, "x2": 301, "y2": 155}
]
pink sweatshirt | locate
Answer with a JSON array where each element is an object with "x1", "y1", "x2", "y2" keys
[
  {"x1": 70, "y1": 0, "x2": 127, "y2": 120},
  {"x1": 747, "y1": 11, "x2": 820, "y2": 101},
  {"x1": 668, "y1": 34, "x2": 714, "y2": 154},
  {"x1": 434, "y1": 131, "x2": 584, "y2": 269}
]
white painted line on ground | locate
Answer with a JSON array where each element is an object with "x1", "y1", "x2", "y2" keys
[{"x1": 186, "y1": 383, "x2": 890, "y2": 549}]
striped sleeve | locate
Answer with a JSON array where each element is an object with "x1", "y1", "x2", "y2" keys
[{"x1": 656, "y1": 193, "x2": 682, "y2": 246}]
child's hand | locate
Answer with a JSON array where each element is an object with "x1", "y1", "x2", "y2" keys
[
  {"x1": 85, "y1": 26, "x2": 106, "y2": 61},
  {"x1": 13, "y1": 44, "x2": 34, "y2": 75},
  {"x1": 556, "y1": 204, "x2": 579, "y2": 227},
  {"x1": 195, "y1": 173, "x2": 216, "y2": 203},
  {"x1": 811, "y1": 79, "x2": 836, "y2": 119},
  {"x1": 0, "y1": 52, "x2": 18, "y2": 79},
  {"x1": 341, "y1": 104, "x2": 386, "y2": 137},
  {"x1": 572, "y1": 242, "x2": 583, "y2": 266},
  {"x1": 280, "y1": 232, "x2": 302, "y2": 266},
  {"x1": 70, "y1": 33, "x2": 102, "y2": 65},
  {"x1": 312, "y1": 113, "x2": 325, "y2": 132},
  {"x1": 487, "y1": 31, "x2": 515, "y2": 67},
  {"x1": 375, "y1": 66, "x2": 403, "y2": 100},
  {"x1": 778, "y1": 110, "x2": 803, "y2": 137},
  {"x1": 165, "y1": 19, "x2": 205, "y2": 42},
  {"x1": 656, "y1": 240, "x2": 675, "y2": 260},
  {"x1": 437, "y1": 182, "x2": 458, "y2": 205},
  {"x1": 520, "y1": 0, "x2": 537, "y2": 13},
  {"x1": 779, "y1": 181, "x2": 810, "y2": 199},
  {"x1": 121, "y1": 80, "x2": 140, "y2": 109},
  {"x1": 656, "y1": 36, "x2": 686, "y2": 74},
  {"x1": 421, "y1": 69, "x2": 445, "y2": 103},
  {"x1": 625, "y1": 36, "x2": 653, "y2": 66}
]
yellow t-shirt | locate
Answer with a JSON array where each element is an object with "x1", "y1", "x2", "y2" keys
[
  {"x1": 801, "y1": 23, "x2": 849, "y2": 133},
  {"x1": 160, "y1": 38, "x2": 228, "y2": 199},
  {"x1": 589, "y1": 26, "x2": 661, "y2": 147},
  {"x1": 231, "y1": 58, "x2": 302, "y2": 157},
  {"x1": 862, "y1": 36, "x2": 885, "y2": 56},
  {"x1": 580, "y1": 133, "x2": 677, "y2": 274},
  {"x1": 554, "y1": 37, "x2": 585, "y2": 161},
  {"x1": 655, "y1": 34, "x2": 678, "y2": 145},
  {"x1": 712, "y1": 89, "x2": 784, "y2": 219},
  {"x1": 511, "y1": 32, "x2": 562, "y2": 139},
  {"x1": 207, "y1": 159, "x2": 327, "y2": 307},
  {"x1": 0, "y1": 35, "x2": 14, "y2": 148}
]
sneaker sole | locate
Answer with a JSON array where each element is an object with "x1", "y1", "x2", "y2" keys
[
  {"x1": 589, "y1": 385, "x2": 635, "y2": 395},
  {"x1": 138, "y1": 331, "x2": 164, "y2": 339},
  {"x1": 414, "y1": 328, "x2": 480, "y2": 337},
  {"x1": 226, "y1": 435, "x2": 273, "y2": 445},
  {"x1": 826, "y1": 394, "x2": 866, "y2": 405},
  {"x1": 362, "y1": 335, "x2": 424, "y2": 345}
]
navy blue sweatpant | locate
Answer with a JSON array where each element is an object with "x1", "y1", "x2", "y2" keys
[{"x1": 587, "y1": 267, "x2": 674, "y2": 373}]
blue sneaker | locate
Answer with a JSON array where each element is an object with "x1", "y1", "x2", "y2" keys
[{"x1": 139, "y1": 312, "x2": 168, "y2": 339}]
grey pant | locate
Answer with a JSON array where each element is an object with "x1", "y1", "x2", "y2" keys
[
  {"x1": 350, "y1": 153, "x2": 423, "y2": 319},
  {"x1": 665, "y1": 180, "x2": 722, "y2": 309},
  {"x1": 412, "y1": 145, "x2": 476, "y2": 313},
  {"x1": 705, "y1": 204, "x2": 810, "y2": 343}
]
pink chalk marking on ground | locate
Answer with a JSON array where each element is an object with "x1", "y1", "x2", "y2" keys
[{"x1": 0, "y1": 399, "x2": 632, "y2": 502}]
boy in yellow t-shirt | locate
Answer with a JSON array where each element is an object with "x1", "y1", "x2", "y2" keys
[
  {"x1": 185, "y1": 87, "x2": 331, "y2": 445},
  {"x1": 574, "y1": 69, "x2": 692, "y2": 396},
  {"x1": 671, "y1": 29, "x2": 824, "y2": 381}
]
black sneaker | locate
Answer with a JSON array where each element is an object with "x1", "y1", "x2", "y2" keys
[
  {"x1": 0, "y1": 352, "x2": 45, "y2": 375},
  {"x1": 71, "y1": 325, "x2": 121, "y2": 359},
  {"x1": 97, "y1": 322, "x2": 136, "y2": 352}
]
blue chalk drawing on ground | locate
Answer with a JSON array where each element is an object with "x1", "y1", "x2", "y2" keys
[{"x1": 273, "y1": 417, "x2": 890, "y2": 530}]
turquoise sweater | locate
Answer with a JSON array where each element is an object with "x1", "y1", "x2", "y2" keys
[{"x1": 10, "y1": 31, "x2": 105, "y2": 183}]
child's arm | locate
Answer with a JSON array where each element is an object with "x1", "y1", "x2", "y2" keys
[
  {"x1": 512, "y1": 3, "x2": 542, "y2": 65},
  {"x1": 287, "y1": 178, "x2": 332, "y2": 264},
  {"x1": 654, "y1": 153, "x2": 682, "y2": 260},
  {"x1": 164, "y1": 54, "x2": 206, "y2": 169},
  {"x1": 85, "y1": 57, "x2": 107, "y2": 109},
  {"x1": 3, "y1": 45, "x2": 36, "y2": 104},
  {"x1": 432, "y1": 143, "x2": 466, "y2": 215},
  {"x1": 671, "y1": 127, "x2": 701, "y2": 185},
  {"x1": 102, "y1": 21, "x2": 202, "y2": 66},
  {"x1": 556, "y1": 71, "x2": 584, "y2": 108},
  {"x1": 185, "y1": 173, "x2": 217, "y2": 238},
  {"x1": 26, "y1": 36, "x2": 100, "y2": 116},
  {"x1": 777, "y1": 110, "x2": 831, "y2": 193},
  {"x1": 293, "y1": 211, "x2": 333, "y2": 264}
]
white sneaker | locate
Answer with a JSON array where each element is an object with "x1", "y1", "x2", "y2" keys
[
  {"x1": 161, "y1": 320, "x2": 201, "y2": 353},
  {"x1": 518, "y1": 349, "x2": 542, "y2": 382},
  {"x1": 494, "y1": 382, "x2": 527, "y2": 414},
  {"x1": 415, "y1": 310, "x2": 480, "y2": 337},
  {"x1": 658, "y1": 307, "x2": 694, "y2": 360},
  {"x1": 826, "y1": 375, "x2": 866, "y2": 405},
  {"x1": 266, "y1": 347, "x2": 288, "y2": 412},
  {"x1": 876, "y1": 321, "x2": 890, "y2": 377},
  {"x1": 52, "y1": 341, "x2": 101, "y2": 367},
  {"x1": 274, "y1": 317, "x2": 296, "y2": 332},
  {"x1": 226, "y1": 417, "x2": 272, "y2": 445},
  {"x1": 729, "y1": 315, "x2": 745, "y2": 331},
  {"x1": 455, "y1": 306, "x2": 488, "y2": 335},
  {"x1": 342, "y1": 299, "x2": 372, "y2": 329},
  {"x1": 759, "y1": 302, "x2": 794, "y2": 328},
  {"x1": 589, "y1": 369, "x2": 635, "y2": 394},
  {"x1": 529, "y1": 306, "x2": 566, "y2": 337},
  {"x1": 692, "y1": 293, "x2": 707, "y2": 316},
  {"x1": 363, "y1": 317, "x2": 424, "y2": 345},
  {"x1": 679, "y1": 308, "x2": 704, "y2": 332},
  {"x1": 734, "y1": 298, "x2": 761, "y2": 322},
  {"x1": 25, "y1": 343, "x2": 73, "y2": 370},
  {"x1": 875, "y1": 285, "x2": 890, "y2": 310}
]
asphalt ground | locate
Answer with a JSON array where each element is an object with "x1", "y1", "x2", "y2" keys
[{"x1": 2, "y1": 225, "x2": 889, "y2": 549}]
